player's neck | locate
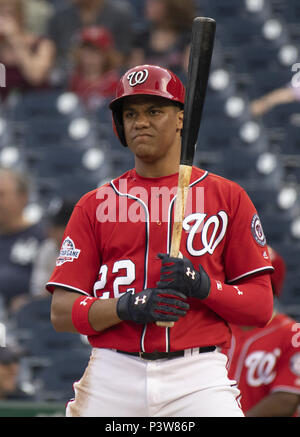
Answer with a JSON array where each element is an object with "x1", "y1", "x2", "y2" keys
[
  {"x1": 134, "y1": 159, "x2": 180, "y2": 178},
  {"x1": 134, "y1": 147, "x2": 181, "y2": 178}
]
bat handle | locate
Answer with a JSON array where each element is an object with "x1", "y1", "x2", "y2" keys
[
  {"x1": 156, "y1": 321, "x2": 175, "y2": 328},
  {"x1": 156, "y1": 165, "x2": 192, "y2": 329}
]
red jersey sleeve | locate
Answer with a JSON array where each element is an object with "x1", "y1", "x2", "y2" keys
[
  {"x1": 223, "y1": 187, "x2": 273, "y2": 283},
  {"x1": 46, "y1": 200, "x2": 100, "y2": 295}
]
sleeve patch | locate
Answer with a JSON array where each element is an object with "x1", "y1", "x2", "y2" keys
[
  {"x1": 251, "y1": 214, "x2": 266, "y2": 247},
  {"x1": 56, "y1": 236, "x2": 81, "y2": 266}
]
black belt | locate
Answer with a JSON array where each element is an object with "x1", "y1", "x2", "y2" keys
[{"x1": 116, "y1": 346, "x2": 216, "y2": 361}]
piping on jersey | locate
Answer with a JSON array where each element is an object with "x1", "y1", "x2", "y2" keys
[
  {"x1": 227, "y1": 267, "x2": 274, "y2": 284},
  {"x1": 110, "y1": 180, "x2": 149, "y2": 352},
  {"x1": 46, "y1": 282, "x2": 89, "y2": 296}
]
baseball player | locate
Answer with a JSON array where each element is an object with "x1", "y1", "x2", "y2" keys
[
  {"x1": 47, "y1": 64, "x2": 274, "y2": 417},
  {"x1": 225, "y1": 247, "x2": 300, "y2": 417}
]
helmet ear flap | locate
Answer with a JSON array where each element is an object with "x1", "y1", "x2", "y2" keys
[{"x1": 112, "y1": 109, "x2": 127, "y2": 147}]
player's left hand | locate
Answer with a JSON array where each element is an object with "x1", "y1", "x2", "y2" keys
[{"x1": 157, "y1": 253, "x2": 211, "y2": 300}]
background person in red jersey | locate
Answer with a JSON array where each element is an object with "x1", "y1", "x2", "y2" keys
[
  {"x1": 68, "y1": 26, "x2": 121, "y2": 111},
  {"x1": 224, "y1": 246, "x2": 300, "y2": 417}
]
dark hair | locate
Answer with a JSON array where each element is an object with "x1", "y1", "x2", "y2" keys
[
  {"x1": 160, "y1": 0, "x2": 195, "y2": 32},
  {"x1": 48, "y1": 200, "x2": 75, "y2": 227}
]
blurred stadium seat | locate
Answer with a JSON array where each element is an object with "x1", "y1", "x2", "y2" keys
[
  {"x1": 262, "y1": 102, "x2": 300, "y2": 130},
  {"x1": 22, "y1": 324, "x2": 90, "y2": 359},
  {"x1": 35, "y1": 173, "x2": 103, "y2": 205},
  {"x1": 244, "y1": 69, "x2": 291, "y2": 99},
  {"x1": 0, "y1": 116, "x2": 16, "y2": 150},
  {"x1": 281, "y1": 123, "x2": 300, "y2": 155},
  {"x1": 10, "y1": 90, "x2": 86, "y2": 123},
  {"x1": 21, "y1": 117, "x2": 72, "y2": 149},
  {"x1": 12, "y1": 298, "x2": 52, "y2": 358},
  {"x1": 206, "y1": 147, "x2": 284, "y2": 191},
  {"x1": 13, "y1": 298, "x2": 51, "y2": 332},
  {"x1": 229, "y1": 43, "x2": 287, "y2": 76},
  {"x1": 270, "y1": 0, "x2": 300, "y2": 24},
  {"x1": 279, "y1": 269, "x2": 300, "y2": 308},
  {"x1": 26, "y1": 144, "x2": 109, "y2": 180},
  {"x1": 8, "y1": 92, "x2": 114, "y2": 202},
  {"x1": 35, "y1": 349, "x2": 91, "y2": 402},
  {"x1": 274, "y1": 241, "x2": 300, "y2": 274},
  {"x1": 218, "y1": 18, "x2": 269, "y2": 47},
  {"x1": 20, "y1": 115, "x2": 99, "y2": 151},
  {"x1": 197, "y1": 122, "x2": 239, "y2": 152},
  {"x1": 198, "y1": 116, "x2": 268, "y2": 155},
  {"x1": 212, "y1": 149, "x2": 260, "y2": 181},
  {"x1": 198, "y1": 0, "x2": 272, "y2": 21},
  {"x1": 129, "y1": 0, "x2": 146, "y2": 20},
  {"x1": 12, "y1": 297, "x2": 91, "y2": 402},
  {"x1": 283, "y1": 165, "x2": 300, "y2": 186},
  {"x1": 246, "y1": 186, "x2": 280, "y2": 214},
  {"x1": 260, "y1": 209, "x2": 296, "y2": 244}
]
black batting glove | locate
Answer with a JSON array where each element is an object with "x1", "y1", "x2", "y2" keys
[
  {"x1": 116, "y1": 288, "x2": 190, "y2": 324},
  {"x1": 157, "y1": 254, "x2": 211, "y2": 300}
]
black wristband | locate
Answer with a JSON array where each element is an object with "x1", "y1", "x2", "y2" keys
[{"x1": 116, "y1": 291, "x2": 131, "y2": 321}]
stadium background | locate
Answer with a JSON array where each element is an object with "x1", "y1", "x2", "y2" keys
[{"x1": 0, "y1": 0, "x2": 300, "y2": 416}]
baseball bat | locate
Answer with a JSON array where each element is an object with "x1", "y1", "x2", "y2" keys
[{"x1": 156, "y1": 17, "x2": 216, "y2": 328}]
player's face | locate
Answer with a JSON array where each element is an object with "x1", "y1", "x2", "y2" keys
[{"x1": 122, "y1": 95, "x2": 183, "y2": 165}]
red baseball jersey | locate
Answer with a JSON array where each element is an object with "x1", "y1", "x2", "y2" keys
[
  {"x1": 46, "y1": 166, "x2": 273, "y2": 352},
  {"x1": 225, "y1": 313, "x2": 300, "y2": 414}
]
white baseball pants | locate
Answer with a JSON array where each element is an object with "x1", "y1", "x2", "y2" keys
[{"x1": 66, "y1": 347, "x2": 244, "y2": 417}]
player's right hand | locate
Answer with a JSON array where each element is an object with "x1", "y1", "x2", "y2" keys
[{"x1": 116, "y1": 288, "x2": 190, "y2": 324}]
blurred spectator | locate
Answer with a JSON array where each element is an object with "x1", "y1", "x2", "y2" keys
[
  {"x1": 23, "y1": 0, "x2": 54, "y2": 36},
  {"x1": 250, "y1": 81, "x2": 300, "y2": 118},
  {"x1": 0, "y1": 345, "x2": 33, "y2": 400},
  {"x1": 224, "y1": 247, "x2": 300, "y2": 417},
  {"x1": 68, "y1": 26, "x2": 121, "y2": 111},
  {"x1": 0, "y1": 0, "x2": 56, "y2": 101},
  {"x1": 46, "y1": 0, "x2": 135, "y2": 81},
  {"x1": 30, "y1": 199, "x2": 74, "y2": 298},
  {"x1": 129, "y1": 0, "x2": 195, "y2": 75},
  {"x1": 0, "y1": 168, "x2": 46, "y2": 313}
]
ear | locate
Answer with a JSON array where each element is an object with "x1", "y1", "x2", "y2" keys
[{"x1": 176, "y1": 109, "x2": 184, "y2": 131}]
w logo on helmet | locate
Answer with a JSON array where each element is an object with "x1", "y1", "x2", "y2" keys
[{"x1": 127, "y1": 69, "x2": 149, "y2": 87}]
